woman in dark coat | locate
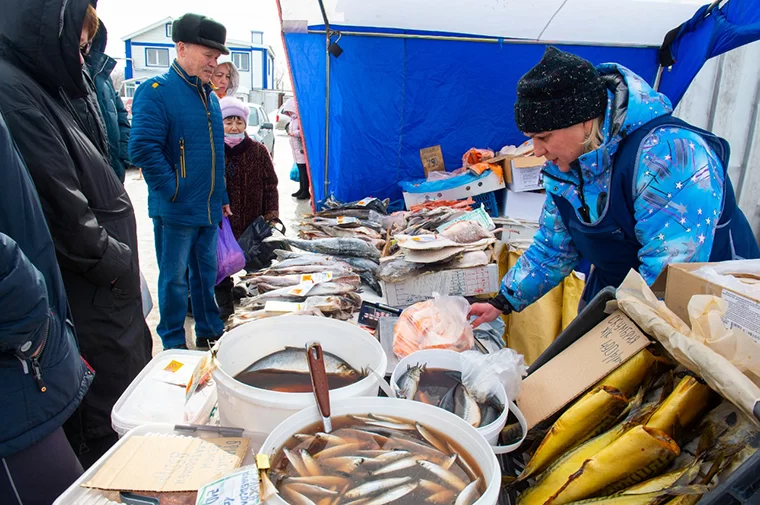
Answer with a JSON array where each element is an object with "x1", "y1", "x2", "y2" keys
[
  {"x1": 215, "y1": 97, "x2": 279, "y2": 319},
  {"x1": 0, "y1": 0, "x2": 152, "y2": 467}
]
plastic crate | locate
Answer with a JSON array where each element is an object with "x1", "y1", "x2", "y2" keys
[
  {"x1": 496, "y1": 286, "x2": 760, "y2": 505},
  {"x1": 471, "y1": 191, "x2": 499, "y2": 217}
]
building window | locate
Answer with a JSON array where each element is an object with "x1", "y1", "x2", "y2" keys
[
  {"x1": 232, "y1": 52, "x2": 250, "y2": 72},
  {"x1": 124, "y1": 82, "x2": 136, "y2": 98},
  {"x1": 165, "y1": 23, "x2": 172, "y2": 38},
  {"x1": 146, "y1": 48, "x2": 170, "y2": 67}
]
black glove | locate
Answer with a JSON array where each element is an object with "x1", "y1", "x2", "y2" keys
[{"x1": 487, "y1": 292, "x2": 513, "y2": 314}]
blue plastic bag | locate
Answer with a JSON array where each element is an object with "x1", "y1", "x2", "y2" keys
[
  {"x1": 289, "y1": 163, "x2": 299, "y2": 182},
  {"x1": 216, "y1": 217, "x2": 246, "y2": 285}
]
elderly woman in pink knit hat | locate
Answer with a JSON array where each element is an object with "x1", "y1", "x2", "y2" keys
[{"x1": 216, "y1": 96, "x2": 278, "y2": 319}]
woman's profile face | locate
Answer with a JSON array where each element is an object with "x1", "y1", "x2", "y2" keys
[
  {"x1": 212, "y1": 64, "x2": 231, "y2": 94},
  {"x1": 527, "y1": 122, "x2": 588, "y2": 173},
  {"x1": 79, "y1": 28, "x2": 90, "y2": 66}
]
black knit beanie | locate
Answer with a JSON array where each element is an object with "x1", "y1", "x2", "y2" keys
[{"x1": 514, "y1": 47, "x2": 608, "y2": 133}]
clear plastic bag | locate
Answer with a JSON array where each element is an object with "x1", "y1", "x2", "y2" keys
[
  {"x1": 460, "y1": 348, "x2": 527, "y2": 403},
  {"x1": 462, "y1": 148, "x2": 494, "y2": 169},
  {"x1": 216, "y1": 217, "x2": 246, "y2": 285},
  {"x1": 393, "y1": 294, "x2": 474, "y2": 358}
]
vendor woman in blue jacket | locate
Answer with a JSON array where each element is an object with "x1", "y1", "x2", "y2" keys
[{"x1": 470, "y1": 47, "x2": 760, "y2": 327}]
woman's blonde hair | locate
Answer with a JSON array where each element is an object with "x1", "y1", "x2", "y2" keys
[
  {"x1": 216, "y1": 62, "x2": 240, "y2": 97},
  {"x1": 582, "y1": 116, "x2": 604, "y2": 153}
]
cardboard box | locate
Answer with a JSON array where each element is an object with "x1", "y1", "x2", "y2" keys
[
  {"x1": 381, "y1": 264, "x2": 500, "y2": 307},
  {"x1": 664, "y1": 262, "x2": 760, "y2": 343},
  {"x1": 508, "y1": 156, "x2": 546, "y2": 192},
  {"x1": 420, "y1": 145, "x2": 445, "y2": 177},
  {"x1": 502, "y1": 189, "x2": 546, "y2": 222},
  {"x1": 516, "y1": 310, "x2": 651, "y2": 429}
]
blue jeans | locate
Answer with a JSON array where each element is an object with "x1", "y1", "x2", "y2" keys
[{"x1": 153, "y1": 218, "x2": 223, "y2": 349}]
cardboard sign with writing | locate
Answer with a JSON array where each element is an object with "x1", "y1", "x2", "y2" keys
[
  {"x1": 516, "y1": 310, "x2": 650, "y2": 429},
  {"x1": 420, "y1": 145, "x2": 445, "y2": 176},
  {"x1": 83, "y1": 435, "x2": 249, "y2": 492}
]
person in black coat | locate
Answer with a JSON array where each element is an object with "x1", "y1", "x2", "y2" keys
[
  {"x1": 0, "y1": 0, "x2": 152, "y2": 468},
  {"x1": 0, "y1": 111, "x2": 94, "y2": 505}
]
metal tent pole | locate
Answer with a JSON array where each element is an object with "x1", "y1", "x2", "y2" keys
[{"x1": 317, "y1": 0, "x2": 331, "y2": 199}]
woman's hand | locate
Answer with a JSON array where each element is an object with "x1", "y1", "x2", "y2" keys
[
  {"x1": 468, "y1": 302, "x2": 503, "y2": 328},
  {"x1": 222, "y1": 205, "x2": 233, "y2": 217}
]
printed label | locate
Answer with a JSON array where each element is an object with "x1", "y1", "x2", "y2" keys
[
  {"x1": 300, "y1": 272, "x2": 333, "y2": 284},
  {"x1": 355, "y1": 199, "x2": 373, "y2": 207},
  {"x1": 264, "y1": 301, "x2": 304, "y2": 313},
  {"x1": 336, "y1": 216, "x2": 360, "y2": 225},
  {"x1": 286, "y1": 282, "x2": 316, "y2": 296},
  {"x1": 722, "y1": 290, "x2": 760, "y2": 343},
  {"x1": 164, "y1": 360, "x2": 185, "y2": 373}
]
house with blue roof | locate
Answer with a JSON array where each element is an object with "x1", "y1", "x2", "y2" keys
[{"x1": 121, "y1": 17, "x2": 276, "y2": 100}]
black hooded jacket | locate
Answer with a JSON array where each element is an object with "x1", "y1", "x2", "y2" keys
[{"x1": 0, "y1": 0, "x2": 152, "y2": 441}]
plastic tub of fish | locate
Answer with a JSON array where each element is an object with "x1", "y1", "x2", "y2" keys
[
  {"x1": 260, "y1": 397, "x2": 501, "y2": 505},
  {"x1": 212, "y1": 315, "x2": 388, "y2": 434},
  {"x1": 390, "y1": 350, "x2": 525, "y2": 450}
]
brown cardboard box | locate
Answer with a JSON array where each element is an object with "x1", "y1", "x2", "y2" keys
[
  {"x1": 516, "y1": 310, "x2": 650, "y2": 429},
  {"x1": 663, "y1": 262, "x2": 760, "y2": 342},
  {"x1": 487, "y1": 154, "x2": 546, "y2": 192}
]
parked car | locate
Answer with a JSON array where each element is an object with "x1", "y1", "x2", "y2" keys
[
  {"x1": 245, "y1": 103, "x2": 275, "y2": 155},
  {"x1": 275, "y1": 104, "x2": 292, "y2": 131}
]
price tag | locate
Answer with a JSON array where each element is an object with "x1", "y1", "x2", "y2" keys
[
  {"x1": 286, "y1": 282, "x2": 316, "y2": 297},
  {"x1": 336, "y1": 216, "x2": 360, "y2": 225},
  {"x1": 410, "y1": 235, "x2": 438, "y2": 242},
  {"x1": 264, "y1": 301, "x2": 304, "y2": 313},
  {"x1": 300, "y1": 271, "x2": 333, "y2": 284},
  {"x1": 355, "y1": 198, "x2": 374, "y2": 207}
]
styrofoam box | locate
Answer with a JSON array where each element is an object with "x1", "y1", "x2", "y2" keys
[
  {"x1": 402, "y1": 170, "x2": 505, "y2": 208},
  {"x1": 111, "y1": 350, "x2": 207, "y2": 437},
  {"x1": 54, "y1": 423, "x2": 266, "y2": 505}
]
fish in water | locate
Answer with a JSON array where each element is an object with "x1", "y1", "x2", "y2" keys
[
  {"x1": 266, "y1": 237, "x2": 381, "y2": 261},
  {"x1": 397, "y1": 366, "x2": 504, "y2": 429},
  {"x1": 234, "y1": 346, "x2": 366, "y2": 393},
  {"x1": 270, "y1": 413, "x2": 484, "y2": 505}
]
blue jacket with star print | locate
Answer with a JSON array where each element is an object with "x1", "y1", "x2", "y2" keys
[{"x1": 501, "y1": 64, "x2": 759, "y2": 312}]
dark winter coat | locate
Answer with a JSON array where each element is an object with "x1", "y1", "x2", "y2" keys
[
  {"x1": 0, "y1": 0, "x2": 152, "y2": 441},
  {"x1": 0, "y1": 112, "x2": 93, "y2": 459},
  {"x1": 225, "y1": 137, "x2": 279, "y2": 238},
  {"x1": 86, "y1": 21, "x2": 132, "y2": 183}
]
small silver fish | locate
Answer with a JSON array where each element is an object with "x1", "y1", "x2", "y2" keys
[
  {"x1": 427, "y1": 490, "x2": 457, "y2": 504},
  {"x1": 241, "y1": 347, "x2": 358, "y2": 376},
  {"x1": 417, "y1": 460, "x2": 468, "y2": 491},
  {"x1": 361, "y1": 482, "x2": 419, "y2": 505},
  {"x1": 371, "y1": 456, "x2": 419, "y2": 476},
  {"x1": 344, "y1": 477, "x2": 413, "y2": 499},
  {"x1": 319, "y1": 456, "x2": 366, "y2": 473},
  {"x1": 281, "y1": 487, "x2": 318, "y2": 505},
  {"x1": 285, "y1": 482, "x2": 338, "y2": 497},
  {"x1": 299, "y1": 449, "x2": 322, "y2": 476},
  {"x1": 283, "y1": 447, "x2": 309, "y2": 477},
  {"x1": 284, "y1": 475, "x2": 350, "y2": 487},
  {"x1": 313, "y1": 442, "x2": 365, "y2": 460},
  {"x1": 396, "y1": 364, "x2": 425, "y2": 400},
  {"x1": 416, "y1": 423, "x2": 449, "y2": 453}
]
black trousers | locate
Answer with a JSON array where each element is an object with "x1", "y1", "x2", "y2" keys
[{"x1": 0, "y1": 427, "x2": 84, "y2": 505}]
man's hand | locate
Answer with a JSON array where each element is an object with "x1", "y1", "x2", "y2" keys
[
  {"x1": 468, "y1": 302, "x2": 503, "y2": 328},
  {"x1": 222, "y1": 205, "x2": 233, "y2": 217}
]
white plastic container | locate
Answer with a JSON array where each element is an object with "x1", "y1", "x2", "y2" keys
[
  {"x1": 54, "y1": 423, "x2": 266, "y2": 505},
  {"x1": 260, "y1": 397, "x2": 501, "y2": 505},
  {"x1": 111, "y1": 350, "x2": 207, "y2": 437},
  {"x1": 391, "y1": 349, "x2": 527, "y2": 452},
  {"x1": 211, "y1": 315, "x2": 388, "y2": 434}
]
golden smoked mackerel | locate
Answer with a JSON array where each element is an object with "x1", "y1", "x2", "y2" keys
[
  {"x1": 546, "y1": 426, "x2": 681, "y2": 505},
  {"x1": 519, "y1": 386, "x2": 629, "y2": 480},
  {"x1": 646, "y1": 376, "x2": 711, "y2": 437}
]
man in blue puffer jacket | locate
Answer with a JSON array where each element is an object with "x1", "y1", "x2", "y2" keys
[
  {"x1": 0, "y1": 112, "x2": 93, "y2": 503},
  {"x1": 130, "y1": 13, "x2": 231, "y2": 350}
]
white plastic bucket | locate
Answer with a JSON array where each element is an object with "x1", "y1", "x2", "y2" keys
[
  {"x1": 390, "y1": 349, "x2": 526, "y2": 452},
  {"x1": 260, "y1": 397, "x2": 501, "y2": 505},
  {"x1": 211, "y1": 315, "x2": 388, "y2": 434}
]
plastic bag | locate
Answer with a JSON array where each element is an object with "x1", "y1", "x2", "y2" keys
[
  {"x1": 237, "y1": 217, "x2": 287, "y2": 273},
  {"x1": 460, "y1": 348, "x2": 527, "y2": 403},
  {"x1": 289, "y1": 162, "x2": 299, "y2": 182},
  {"x1": 393, "y1": 294, "x2": 474, "y2": 358},
  {"x1": 216, "y1": 217, "x2": 246, "y2": 285},
  {"x1": 462, "y1": 148, "x2": 494, "y2": 169}
]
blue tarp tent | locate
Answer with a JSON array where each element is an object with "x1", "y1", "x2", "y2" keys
[{"x1": 278, "y1": 0, "x2": 760, "y2": 205}]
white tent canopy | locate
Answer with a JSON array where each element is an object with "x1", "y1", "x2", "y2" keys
[{"x1": 280, "y1": 0, "x2": 705, "y2": 46}]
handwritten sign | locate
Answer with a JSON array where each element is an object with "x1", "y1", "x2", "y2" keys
[
  {"x1": 196, "y1": 466, "x2": 261, "y2": 505},
  {"x1": 516, "y1": 310, "x2": 650, "y2": 429},
  {"x1": 419, "y1": 145, "x2": 445, "y2": 176},
  {"x1": 83, "y1": 435, "x2": 249, "y2": 492}
]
